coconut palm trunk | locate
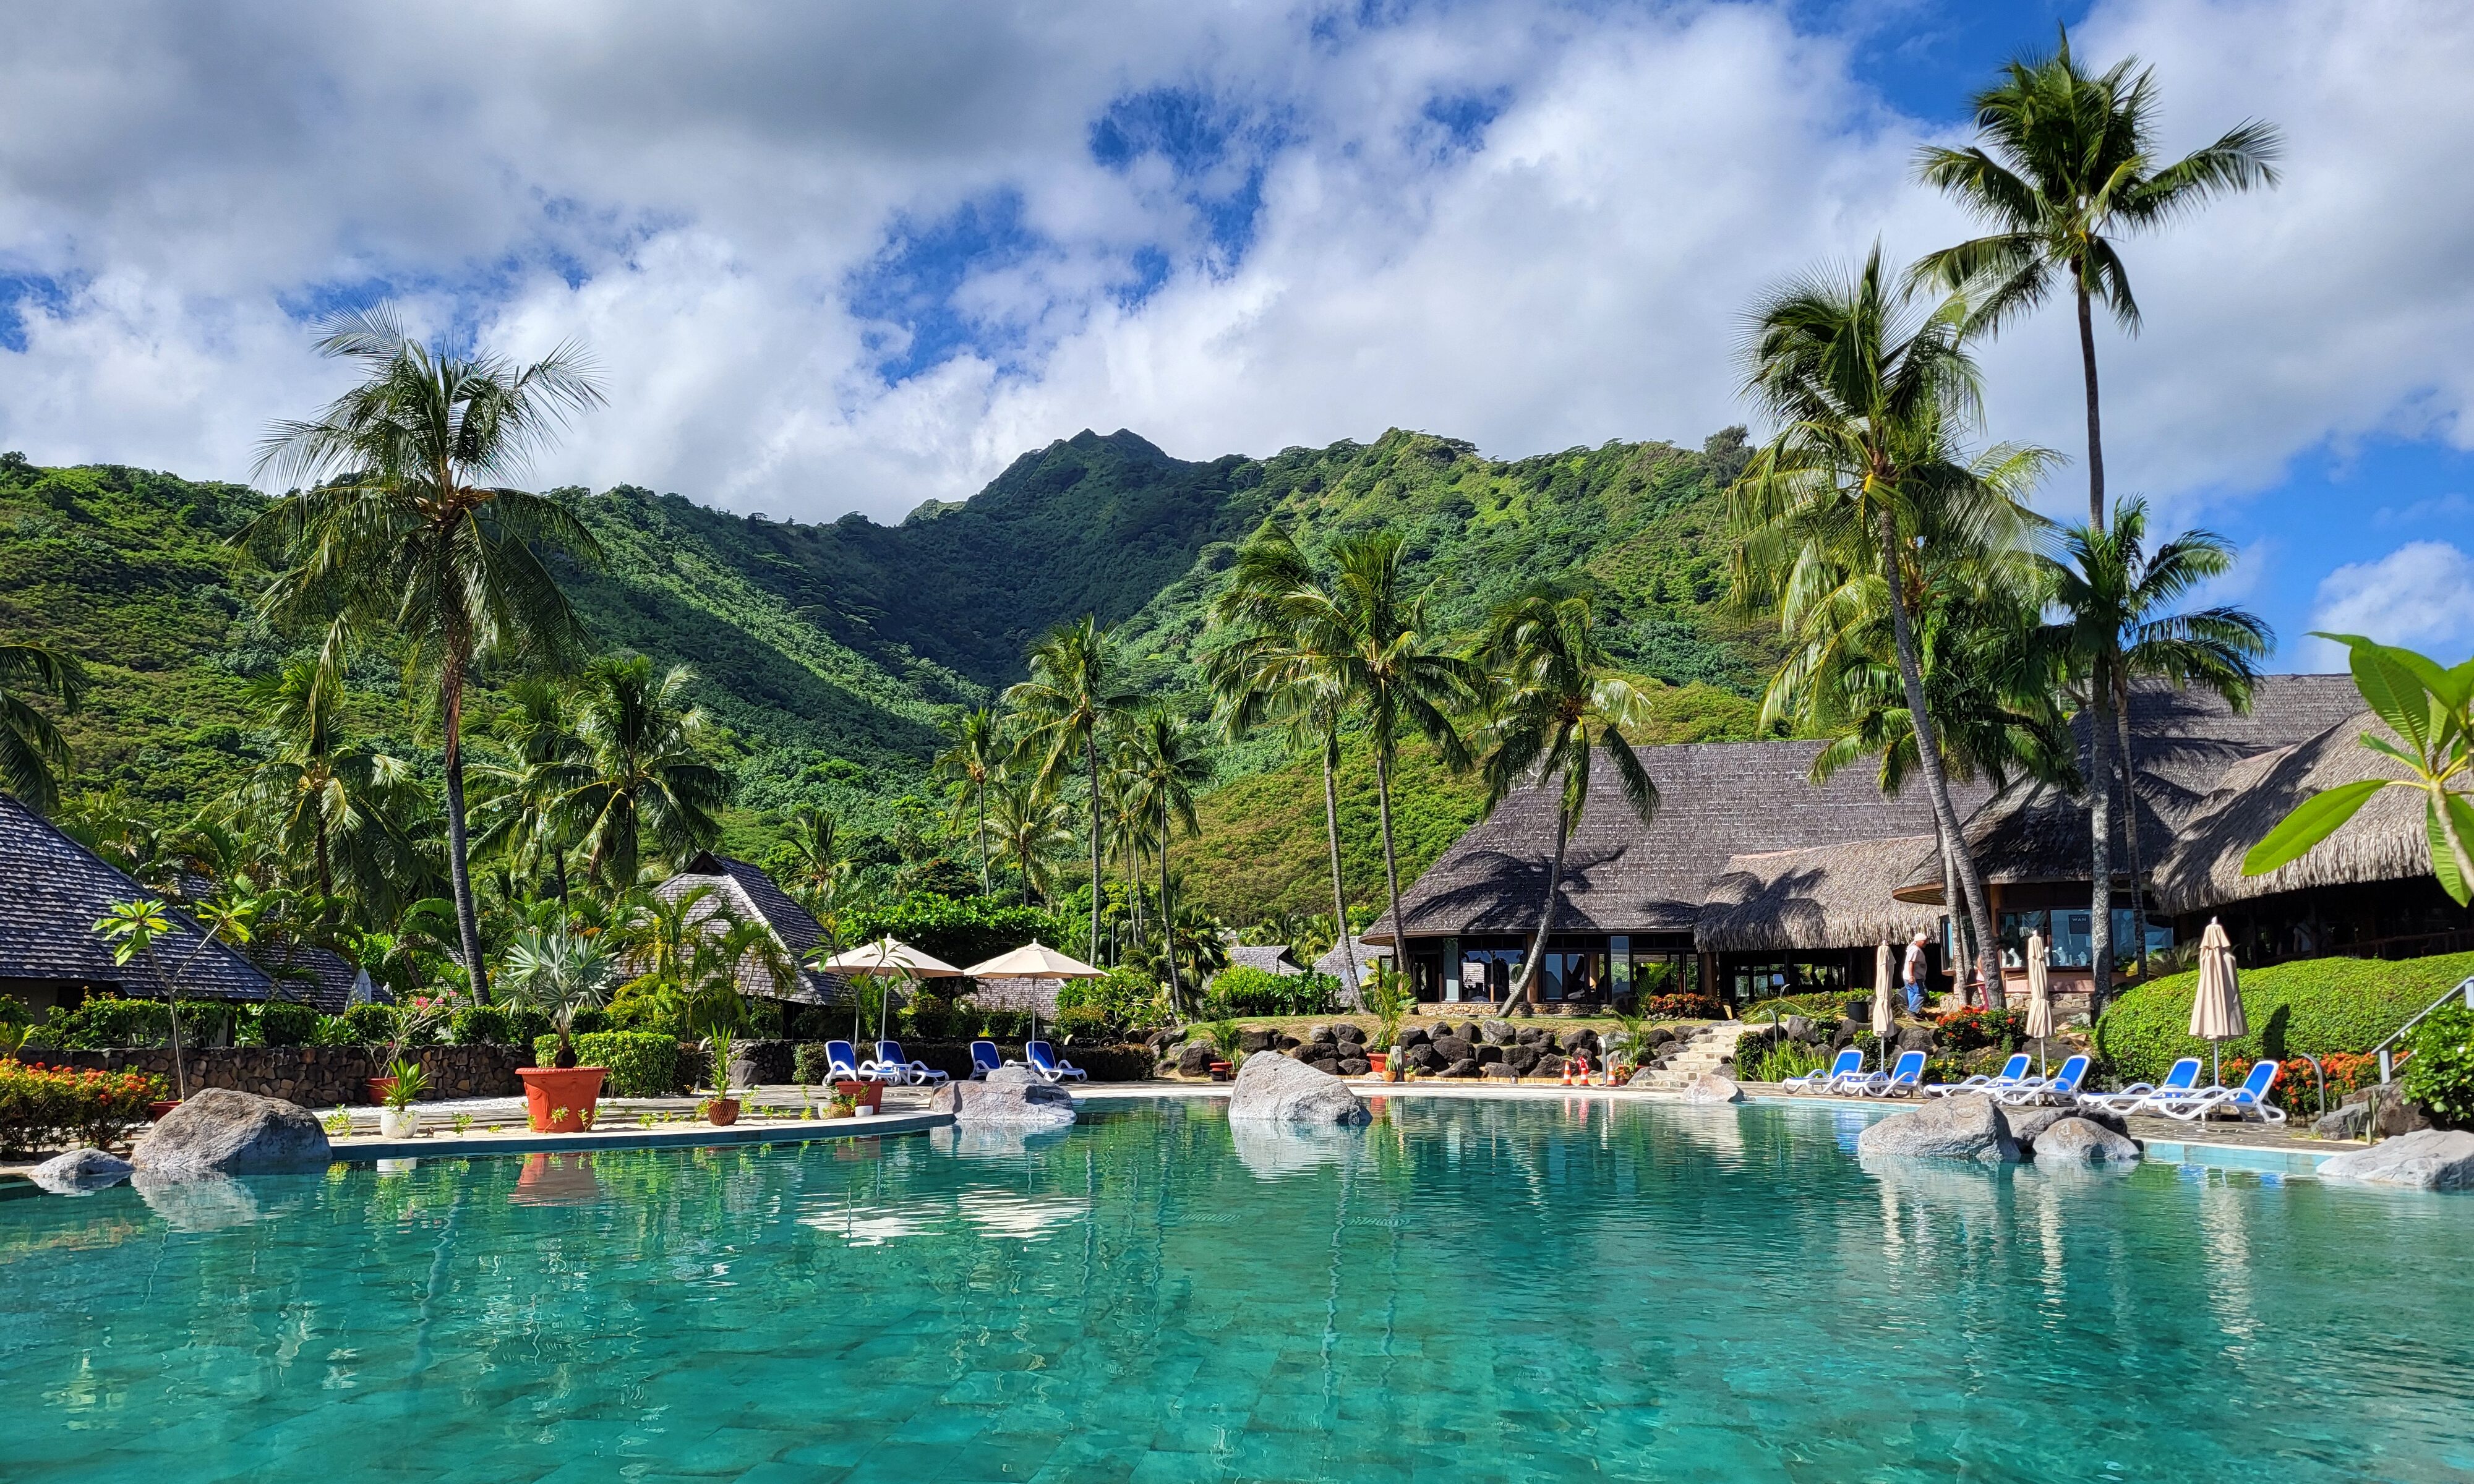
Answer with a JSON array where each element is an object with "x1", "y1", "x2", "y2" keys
[
  {"x1": 1085, "y1": 735, "x2": 1103, "y2": 965},
  {"x1": 1511, "y1": 804, "x2": 1573, "y2": 1013},
  {"x1": 1879, "y1": 511, "x2": 2003, "y2": 1009},
  {"x1": 1372, "y1": 748, "x2": 1407, "y2": 974},
  {"x1": 439, "y1": 649, "x2": 488, "y2": 998},
  {"x1": 2085, "y1": 682, "x2": 2116, "y2": 1012},
  {"x1": 2115, "y1": 701, "x2": 2151, "y2": 978},
  {"x1": 2076, "y1": 278, "x2": 2106, "y2": 528},
  {"x1": 1158, "y1": 795, "x2": 1185, "y2": 1015},
  {"x1": 1320, "y1": 729, "x2": 1358, "y2": 991}
]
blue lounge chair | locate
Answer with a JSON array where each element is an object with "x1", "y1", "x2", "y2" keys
[
  {"x1": 1026, "y1": 1040, "x2": 1087, "y2": 1083},
  {"x1": 2151, "y1": 1059, "x2": 2285, "y2": 1125},
  {"x1": 1858, "y1": 1049, "x2": 1927, "y2": 1098},
  {"x1": 967, "y1": 1040, "x2": 1009, "y2": 1079},
  {"x1": 873, "y1": 1039, "x2": 950, "y2": 1087},
  {"x1": 823, "y1": 1039, "x2": 878, "y2": 1083},
  {"x1": 1783, "y1": 1048, "x2": 1863, "y2": 1094},
  {"x1": 1997, "y1": 1054, "x2": 2089, "y2": 1107},
  {"x1": 1925, "y1": 1052, "x2": 2031, "y2": 1099},
  {"x1": 2080, "y1": 1056, "x2": 2202, "y2": 1115}
]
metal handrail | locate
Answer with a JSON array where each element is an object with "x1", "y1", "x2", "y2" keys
[{"x1": 2373, "y1": 973, "x2": 2474, "y2": 1083}]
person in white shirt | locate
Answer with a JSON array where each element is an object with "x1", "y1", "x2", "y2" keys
[{"x1": 1903, "y1": 932, "x2": 1928, "y2": 1014}]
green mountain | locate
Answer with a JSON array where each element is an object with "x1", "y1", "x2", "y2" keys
[{"x1": 0, "y1": 425, "x2": 1776, "y2": 911}]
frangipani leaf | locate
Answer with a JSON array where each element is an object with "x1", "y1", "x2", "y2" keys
[
  {"x1": 2242, "y1": 777, "x2": 2385, "y2": 876},
  {"x1": 2434, "y1": 789, "x2": 2474, "y2": 908},
  {"x1": 2329, "y1": 634, "x2": 2435, "y2": 754}
]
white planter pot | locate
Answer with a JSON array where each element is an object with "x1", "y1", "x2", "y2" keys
[
  {"x1": 852, "y1": 1105, "x2": 876, "y2": 1119},
  {"x1": 378, "y1": 1107, "x2": 422, "y2": 1139}
]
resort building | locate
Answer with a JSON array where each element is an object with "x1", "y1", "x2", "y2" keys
[{"x1": 651, "y1": 850, "x2": 850, "y2": 1005}]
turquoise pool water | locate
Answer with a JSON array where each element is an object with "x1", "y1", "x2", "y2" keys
[{"x1": 5, "y1": 1097, "x2": 2469, "y2": 1483}]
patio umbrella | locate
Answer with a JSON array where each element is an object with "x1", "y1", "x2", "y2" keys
[
  {"x1": 1871, "y1": 947, "x2": 1894, "y2": 1068},
  {"x1": 961, "y1": 941, "x2": 1105, "y2": 1041},
  {"x1": 816, "y1": 937, "x2": 964, "y2": 1045},
  {"x1": 2189, "y1": 918, "x2": 2246, "y2": 1087},
  {"x1": 2023, "y1": 930, "x2": 2053, "y2": 1076}
]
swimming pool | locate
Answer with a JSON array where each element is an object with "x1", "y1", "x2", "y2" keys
[{"x1": 5, "y1": 1097, "x2": 2468, "y2": 1482}]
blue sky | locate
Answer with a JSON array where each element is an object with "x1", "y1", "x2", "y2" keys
[{"x1": 0, "y1": 0, "x2": 2467, "y2": 667}]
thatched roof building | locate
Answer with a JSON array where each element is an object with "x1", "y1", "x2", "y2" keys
[
  {"x1": 1694, "y1": 837, "x2": 1944, "y2": 953},
  {"x1": 1223, "y1": 944, "x2": 1303, "y2": 977},
  {"x1": 0, "y1": 791, "x2": 272, "y2": 1013},
  {"x1": 653, "y1": 851, "x2": 849, "y2": 1005}
]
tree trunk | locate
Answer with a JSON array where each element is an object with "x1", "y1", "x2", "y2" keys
[
  {"x1": 1878, "y1": 510, "x2": 2003, "y2": 1009},
  {"x1": 2078, "y1": 276, "x2": 2106, "y2": 529},
  {"x1": 1085, "y1": 735, "x2": 1103, "y2": 966},
  {"x1": 1372, "y1": 743, "x2": 1407, "y2": 978},
  {"x1": 1321, "y1": 731, "x2": 1359, "y2": 992},
  {"x1": 977, "y1": 788, "x2": 991, "y2": 899},
  {"x1": 1510, "y1": 792, "x2": 1572, "y2": 1016},
  {"x1": 1936, "y1": 827, "x2": 1972, "y2": 1009},
  {"x1": 439, "y1": 652, "x2": 489, "y2": 1000},
  {"x1": 1159, "y1": 796, "x2": 1186, "y2": 1017},
  {"x1": 2087, "y1": 681, "x2": 2117, "y2": 1015},
  {"x1": 313, "y1": 810, "x2": 335, "y2": 915},
  {"x1": 2117, "y1": 697, "x2": 2152, "y2": 979}
]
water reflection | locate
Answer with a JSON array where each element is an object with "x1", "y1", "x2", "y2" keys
[
  {"x1": 132, "y1": 1174, "x2": 259, "y2": 1231},
  {"x1": 508, "y1": 1153, "x2": 601, "y2": 1207},
  {"x1": 930, "y1": 1123, "x2": 1074, "y2": 1162},
  {"x1": 1229, "y1": 1120, "x2": 1365, "y2": 1180}
]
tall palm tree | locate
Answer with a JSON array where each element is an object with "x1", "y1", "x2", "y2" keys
[
  {"x1": 988, "y1": 770, "x2": 1074, "y2": 906},
  {"x1": 1208, "y1": 519, "x2": 1363, "y2": 991},
  {"x1": 1469, "y1": 582, "x2": 1660, "y2": 1013},
  {"x1": 247, "y1": 305, "x2": 606, "y2": 996},
  {"x1": 1003, "y1": 616, "x2": 1135, "y2": 962},
  {"x1": 0, "y1": 641, "x2": 85, "y2": 814},
  {"x1": 555, "y1": 654, "x2": 728, "y2": 890},
  {"x1": 1100, "y1": 743, "x2": 1155, "y2": 959},
  {"x1": 471, "y1": 678, "x2": 587, "y2": 903},
  {"x1": 934, "y1": 707, "x2": 1004, "y2": 898},
  {"x1": 1123, "y1": 706, "x2": 1213, "y2": 1015},
  {"x1": 2035, "y1": 498, "x2": 2269, "y2": 996},
  {"x1": 1731, "y1": 247, "x2": 2050, "y2": 1006},
  {"x1": 238, "y1": 656, "x2": 424, "y2": 915},
  {"x1": 1914, "y1": 27, "x2": 2280, "y2": 531},
  {"x1": 777, "y1": 804, "x2": 850, "y2": 920}
]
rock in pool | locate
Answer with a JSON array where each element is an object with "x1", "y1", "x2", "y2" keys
[
  {"x1": 2318, "y1": 1128, "x2": 2474, "y2": 1190},
  {"x1": 30, "y1": 1147, "x2": 135, "y2": 1195},
  {"x1": 132, "y1": 1088, "x2": 330, "y2": 1180},
  {"x1": 1226, "y1": 1051, "x2": 1369, "y2": 1125},
  {"x1": 1854, "y1": 1092, "x2": 2021, "y2": 1164},
  {"x1": 928, "y1": 1067, "x2": 1076, "y2": 1127},
  {"x1": 2029, "y1": 1116, "x2": 2141, "y2": 1163}
]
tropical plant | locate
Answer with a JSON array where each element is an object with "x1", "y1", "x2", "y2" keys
[
  {"x1": 246, "y1": 304, "x2": 607, "y2": 997},
  {"x1": 1914, "y1": 25, "x2": 2280, "y2": 529},
  {"x1": 2243, "y1": 637, "x2": 2473, "y2": 903},
  {"x1": 470, "y1": 678, "x2": 587, "y2": 902},
  {"x1": 1359, "y1": 963, "x2": 1411, "y2": 1052},
  {"x1": 1468, "y1": 582, "x2": 1659, "y2": 1012},
  {"x1": 1122, "y1": 707, "x2": 1213, "y2": 1014},
  {"x1": 554, "y1": 654, "x2": 727, "y2": 890},
  {"x1": 935, "y1": 707, "x2": 1004, "y2": 898},
  {"x1": 2400, "y1": 1002, "x2": 2474, "y2": 1128},
  {"x1": 0, "y1": 641, "x2": 86, "y2": 814},
  {"x1": 703, "y1": 1026, "x2": 740, "y2": 1099},
  {"x1": 1003, "y1": 616, "x2": 1136, "y2": 962},
  {"x1": 91, "y1": 898, "x2": 192, "y2": 1098},
  {"x1": 500, "y1": 926, "x2": 615, "y2": 1068},
  {"x1": 988, "y1": 770, "x2": 1076, "y2": 906},
  {"x1": 236, "y1": 657, "x2": 429, "y2": 918},
  {"x1": 1729, "y1": 245, "x2": 2050, "y2": 1005},
  {"x1": 382, "y1": 1057, "x2": 428, "y2": 1111},
  {"x1": 1203, "y1": 1018, "x2": 1244, "y2": 1066}
]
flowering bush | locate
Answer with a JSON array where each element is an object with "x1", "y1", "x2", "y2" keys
[
  {"x1": 2222, "y1": 1052, "x2": 2380, "y2": 1119},
  {"x1": 1641, "y1": 992, "x2": 1723, "y2": 1021},
  {"x1": 0, "y1": 1059, "x2": 168, "y2": 1153},
  {"x1": 1933, "y1": 1008, "x2": 2029, "y2": 1053},
  {"x1": 2401, "y1": 1003, "x2": 2474, "y2": 1127}
]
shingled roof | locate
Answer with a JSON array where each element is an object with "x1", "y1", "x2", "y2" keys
[
  {"x1": 652, "y1": 851, "x2": 850, "y2": 1005},
  {"x1": 1694, "y1": 836, "x2": 1945, "y2": 952},
  {"x1": 1369, "y1": 739, "x2": 1987, "y2": 943},
  {"x1": 1892, "y1": 675, "x2": 2365, "y2": 903},
  {"x1": 0, "y1": 791, "x2": 273, "y2": 1000}
]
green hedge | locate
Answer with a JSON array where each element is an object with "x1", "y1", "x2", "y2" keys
[
  {"x1": 2094, "y1": 951, "x2": 2474, "y2": 1085},
  {"x1": 533, "y1": 1031, "x2": 680, "y2": 1096}
]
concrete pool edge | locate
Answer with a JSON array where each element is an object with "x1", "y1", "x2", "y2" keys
[{"x1": 325, "y1": 1109, "x2": 951, "y2": 1164}]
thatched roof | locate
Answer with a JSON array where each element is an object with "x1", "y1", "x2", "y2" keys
[
  {"x1": 653, "y1": 852, "x2": 850, "y2": 1005},
  {"x1": 1312, "y1": 936, "x2": 1390, "y2": 989},
  {"x1": 1893, "y1": 674, "x2": 2364, "y2": 904},
  {"x1": 1224, "y1": 944, "x2": 1302, "y2": 976},
  {"x1": 2151, "y1": 711, "x2": 2450, "y2": 913},
  {"x1": 1369, "y1": 739, "x2": 1987, "y2": 944},
  {"x1": 1694, "y1": 836, "x2": 1944, "y2": 952},
  {"x1": 0, "y1": 791, "x2": 272, "y2": 1000}
]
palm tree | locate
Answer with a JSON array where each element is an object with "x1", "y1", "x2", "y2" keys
[
  {"x1": 239, "y1": 657, "x2": 394, "y2": 912},
  {"x1": 247, "y1": 305, "x2": 606, "y2": 996},
  {"x1": 1730, "y1": 247, "x2": 2050, "y2": 1006},
  {"x1": 2035, "y1": 498, "x2": 2269, "y2": 994},
  {"x1": 988, "y1": 771, "x2": 1075, "y2": 906},
  {"x1": 471, "y1": 678, "x2": 587, "y2": 904},
  {"x1": 555, "y1": 654, "x2": 729, "y2": 890},
  {"x1": 1914, "y1": 27, "x2": 2280, "y2": 529},
  {"x1": 776, "y1": 804, "x2": 850, "y2": 919},
  {"x1": 1208, "y1": 519, "x2": 1363, "y2": 992},
  {"x1": 0, "y1": 641, "x2": 86, "y2": 813},
  {"x1": 1123, "y1": 706, "x2": 1213, "y2": 1015},
  {"x1": 1003, "y1": 616, "x2": 1135, "y2": 961},
  {"x1": 934, "y1": 707, "x2": 1004, "y2": 898},
  {"x1": 1468, "y1": 582, "x2": 1661, "y2": 1013},
  {"x1": 1100, "y1": 744, "x2": 1155, "y2": 959}
]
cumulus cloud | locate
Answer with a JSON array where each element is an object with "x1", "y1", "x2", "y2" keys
[
  {"x1": 2304, "y1": 541, "x2": 2474, "y2": 666},
  {"x1": 0, "y1": 0, "x2": 2470, "y2": 538}
]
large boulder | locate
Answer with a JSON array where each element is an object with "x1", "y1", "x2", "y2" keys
[
  {"x1": 1333, "y1": 1023, "x2": 1366, "y2": 1046},
  {"x1": 1559, "y1": 1028, "x2": 1601, "y2": 1054},
  {"x1": 1226, "y1": 1051, "x2": 1369, "y2": 1124},
  {"x1": 1895, "y1": 1025, "x2": 1937, "y2": 1054},
  {"x1": 1336, "y1": 1056, "x2": 1371, "y2": 1077},
  {"x1": 1854, "y1": 1093, "x2": 2021, "y2": 1164},
  {"x1": 1682, "y1": 1074, "x2": 1744, "y2": 1104},
  {"x1": 2319, "y1": 1129, "x2": 2474, "y2": 1190},
  {"x1": 1444, "y1": 1057, "x2": 1482, "y2": 1080},
  {"x1": 30, "y1": 1148, "x2": 134, "y2": 1195},
  {"x1": 1408, "y1": 1044, "x2": 1446, "y2": 1072},
  {"x1": 1400, "y1": 1026, "x2": 1432, "y2": 1049},
  {"x1": 1431, "y1": 1034, "x2": 1475, "y2": 1064},
  {"x1": 1475, "y1": 1043, "x2": 1505, "y2": 1066},
  {"x1": 1480, "y1": 1020, "x2": 1516, "y2": 1046},
  {"x1": 1481, "y1": 1064, "x2": 1520, "y2": 1080},
  {"x1": 1781, "y1": 1015, "x2": 1812, "y2": 1043},
  {"x1": 1505, "y1": 1045, "x2": 1542, "y2": 1076},
  {"x1": 2008, "y1": 1106, "x2": 2129, "y2": 1145},
  {"x1": 2031, "y1": 1117, "x2": 2141, "y2": 1164},
  {"x1": 1237, "y1": 1028, "x2": 1276, "y2": 1054},
  {"x1": 1175, "y1": 1043, "x2": 1215, "y2": 1077},
  {"x1": 927, "y1": 1067, "x2": 1076, "y2": 1127},
  {"x1": 131, "y1": 1089, "x2": 329, "y2": 1180}
]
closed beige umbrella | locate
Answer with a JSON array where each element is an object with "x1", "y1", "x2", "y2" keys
[
  {"x1": 2023, "y1": 930, "x2": 2053, "y2": 1075},
  {"x1": 1871, "y1": 944, "x2": 1895, "y2": 1066},
  {"x1": 2190, "y1": 918, "x2": 2246, "y2": 1087}
]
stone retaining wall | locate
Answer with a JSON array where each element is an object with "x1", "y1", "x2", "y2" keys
[{"x1": 41, "y1": 1046, "x2": 528, "y2": 1106}]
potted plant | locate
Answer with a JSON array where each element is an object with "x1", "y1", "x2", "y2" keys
[
  {"x1": 378, "y1": 1057, "x2": 427, "y2": 1138},
  {"x1": 833, "y1": 1078, "x2": 883, "y2": 1112},
  {"x1": 367, "y1": 994, "x2": 453, "y2": 1106},
  {"x1": 700, "y1": 1027, "x2": 742, "y2": 1126},
  {"x1": 821, "y1": 1091, "x2": 857, "y2": 1120},
  {"x1": 501, "y1": 927, "x2": 614, "y2": 1133},
  {"x1": 1361, "y1": 966, "x2": 1409, "y2": 1080},
  {"x1": 1205, "y1": 1018, "x2": 1243, "y2": 1080}
]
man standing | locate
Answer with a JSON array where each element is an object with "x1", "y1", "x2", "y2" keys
[{"x1": 1903, "y1": 932, "x2": 1928, "y2": 1015}]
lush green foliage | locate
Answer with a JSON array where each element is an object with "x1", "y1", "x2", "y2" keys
[
  {"x1": 844, "y1": 893, "x2": 1072, "y2": 970},
  {"x1": 2094, "y1": 951, "x2": 2474, "y2": 1084},
  {"x1": 533, "y1": 1030, "x2": 679, "y2": 1096},
  {"x1": 244, "y1": 1001, "x2": 324, "y2": 1047},
  {"x1": 2401, "y1": 1003, "x2": 2474, "y2": 1127},
  {"x1": 1933, "y1": 1007, "x2": 2030, "y2": 1052},
  {"x1": 1054, "y1": 966, "x2": 1172, "y2": 1031},
  {"x1": 0, "y1": 1060, "x2": 168, "y2": 1153},
  {"x1": 1205, "y1": 966, "x2": 1342, "y2": 1018},
  {"x1": 25, "y1": 996, "x2": 239, "y2": 1050}
]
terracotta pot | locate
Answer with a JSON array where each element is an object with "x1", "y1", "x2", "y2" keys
[
  {"x1": 148, "y1": 1100, "x2": 181, "y2": 1120},
  {"x1": 516, "y1": 1066, "x2": 607, "y2": 1132},
  {"x1": 704, "y1": 1098, "x2": 741, "y2": 1127},
  {"x1": 366, "y1": 1075, "x2": 396, "y2": 1107},
  {"x1": 833, "y1": 1080, "x2": 883, "y2": 1111},
  {"x1": 1209, "y1": 1060, "x2": 1233, "y2": 1081},
  {"x1": 1366, "y1": 1051, "x2": 1389, "y2": 1077}
]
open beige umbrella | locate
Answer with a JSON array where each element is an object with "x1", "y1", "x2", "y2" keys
[
  {"x1": 2190, "y1": 918, "x2": 2246, "y2": 1087},
  {"x1": 2023, "y1": 929, "x2": 2053, "y2": 1075},
  {"x1": 816, "y1": 937, "x2": 964, "y2": 1044},
  {"x1": 1871, "y1": 944, "x2": 1895, "y2": 1067},
  {"x1": 961, "y1": 941, "x2": 1106, "y2": 1042}
]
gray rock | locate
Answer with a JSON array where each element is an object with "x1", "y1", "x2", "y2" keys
[
  {"x1": 30, "y1": 1147, "x2": 135, "y2": 1195},
  {"x1": 1176, "y1": 1044, "x2": 1214, "y2": 1076},
  {"x1": 1309, "y1": 1025, "x2": 1338, "y2": 1047},
  {"x1": 927, "y1": 1067, "x2": 1077, "y2": 1127},
  {"x1": 2003, "y1": 1107, "x2": 2068, "y2": 1144},
  {"x1": 1480, "y1": 1019, "x2": 1516, "y2": 1046},
  {"x1": 1537, "y1": 1055, "x2": 1568, "y2": 1079},
  {"x1": 131, "y1": 1089, "x2": 329, "y2": 1180},
  {"x1": 2031, "y1": 1117, "x2": 2141, "y2": 1163},
  {"x1": 1481, "y1": 1064, "x2": 1520, "y2": 1080},
  {"x1": 1431, "y1": 1034, "x2": 1473, "y2": 1064},
  {"x1": 1832, "y1": 1019, "x2": 1861, "y2": 1050},
  {"x1": 1627, "y1": 1068, "x2": 1660, "y2": 1087},
  {"x1": 2353, "y1": 1083, "x2": 2435, "y2": 1138},
  {"x1": 1408, "y1": 1044, "x2": 1445, "y2": 1072},
  {"x1": 1400, "y1": 1026, "x2": 1431, "y2": 1048},
  {"x1": 1475, "y1": 1043, "x2": 1504, "y2": 1065},
  {"x1": 1645, "y1": 1026, "x2": 1677, "y2": 1049},
  {"x1": 1275, "y1": 1034, "x2": 1303, "y2": 1051},
  {"x1": 1559, "y1": 1028, "x2": 1601, "y2": 1054},
  {"x1": 1337, "y1": 1056, "x2": 1371, "y2": 1077},
  {"x1": 2314, "y1": 1102, "x2": 2373, "y2": 1140},
  {"x1": 1238, "y1": 1028, "x2": 1275, "y2": 1054},
  {"x1": 1515, "y1": 1025, "x2": 1544, "y2": 1046},
  {"x1": 1506, "y1": 1045, "x2": 1542, "y2": 1075},
  {"x1": 2319, "y1": 1128, "x2": 2474, "y2": 1190},
  {"x1": 1682, "y1": 1074, "x2": 1743, "y2": 1104},
  {"x1": 1333, "y1": 1023, "x2": 1366, "y2": 1045},
  {"x1": 1782, "y1": 1015, "x2": 1812, "y2": 1042},
  {"x1": 1896, "y1": 1025, "x2": 1937, "y2": 1054},
  {"x1": 1854, "y1": 1093, "x2": 2021, "y2": 1164},
  {"x1": 1226, "y1": 1051, "x2": 1370, "y2": 1125},
  {"x1": 1444, "y1": 1057, "x2": 1481, "y2": 1079}
]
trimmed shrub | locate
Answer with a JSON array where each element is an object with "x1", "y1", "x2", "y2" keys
[
  {"x1": 1642, "y1": 992, "x2": 1723, "y2": 1021},
  {"x1": 533, "y1": 1031, "x2": 680, "y2": 1096},
  {"x1": 2402, "y1": 1002, "x2": 2474, "y2": 1127},
  {"x1": 250, "y1": 1001, "x2": 323, "y2": 1047},
  {"x1": 2094, "y1": 950, "x2": 2474, "y2": 1086},
  {"x1": 902, "y1": 992, "x2": 965, "y2": 1041},
  {"x1": 1206, "y1": 966, "x2": 1340, "y2": 1017},
  {"x1": 338, "y1": 1003, "x2": 398, "y2": 1046},
  {"x1": 451, "y1": 1004, "x2": 515, "y2": 1046},
  {"x1": 1743, "y1": 992, "x2": 1860, "y2": 1023},
  {"x1": 0, "y1": 1060, "x2": 167, "y2": 1153},
  {"x1": 30, "y1": 997, "x2": 236, "y2": 1049}
]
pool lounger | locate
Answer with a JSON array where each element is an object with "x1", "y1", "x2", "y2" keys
[
  {"x1": 823, "y1": 1039, "x2": 881, "y2": 1083},
  {"x1": 1924, "y1": 1052, "x2": 2031, "y2": 1099},
  {"x1": 968, "y1": 1040, "x2": 1014, "y2": 1079},
  {"x1": 2078, "y1": 1056, "x2": 2202, "y2": 1115},
  {"x1": 873, "y1": 1040, "x2": 951, "y2": 1087},
  {"x1": 1996, "y1": 1054, "x2": 2091, "y2": 1107},
  {"x1": 2147, "y1": 1059, "x2": 2285, "y2": 1125},
  {"x1": 1857, "y1": 1049, "x2": 1927, "y2": 1099},
  {"x1": 1026, "y1": 1041, "x2": 1088, "y2": 1083},
  {"x1": 1783, "y1": 1048, "x2": 1864, "y2": 1094}
]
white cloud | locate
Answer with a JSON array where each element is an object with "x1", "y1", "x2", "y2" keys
[
  {"x1": 0, "y1": 0, "x2": 2469, "y2": 534},
  {"x1": 2304, "y1": 540, "x2": 2474, "y2": 666}
]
